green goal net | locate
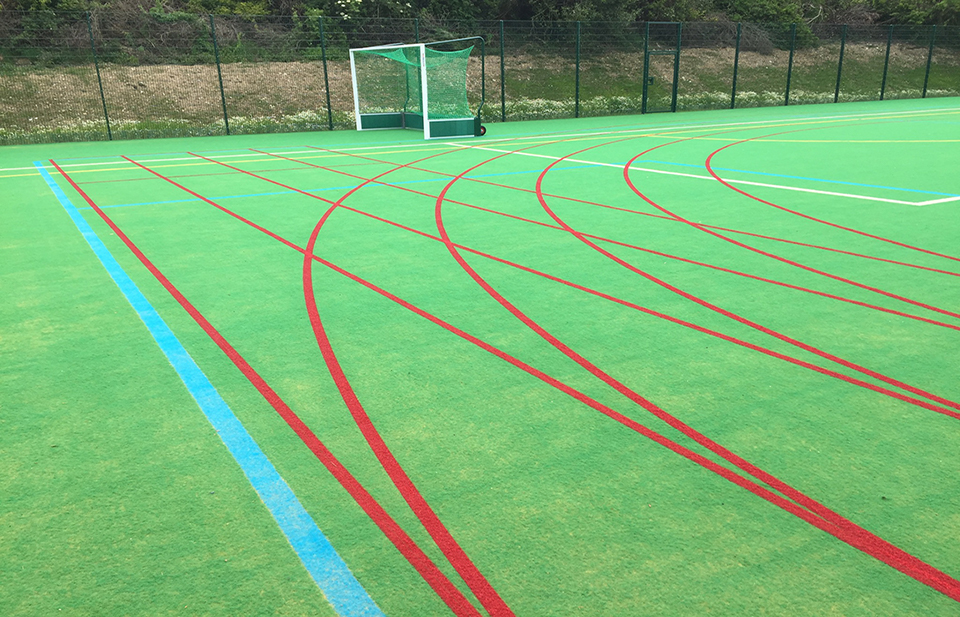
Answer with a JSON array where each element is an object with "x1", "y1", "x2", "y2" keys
[{"x1": 350, "y1": 39, "x2": 484, "y2": 139}]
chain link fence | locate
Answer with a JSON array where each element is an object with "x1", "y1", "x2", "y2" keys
[{"x1": 1, "y1": 11, "x2": 957, "y2": 145}]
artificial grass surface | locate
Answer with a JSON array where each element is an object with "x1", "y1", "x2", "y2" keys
[{"x1": 2, "y1": 98, "x2": 960, "y2": 615}]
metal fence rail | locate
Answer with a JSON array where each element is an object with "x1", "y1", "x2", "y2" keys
[{"x1": 1, "y1": 12, "x2": 957, "y2": 145}]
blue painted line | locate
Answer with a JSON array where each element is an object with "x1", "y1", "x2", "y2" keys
[
  {"x1": 35, "y1": 162, "x2": 384, "y2": 617},
  {"x1": 640, "y1": 159, "x2": 960, "y2": 197}
]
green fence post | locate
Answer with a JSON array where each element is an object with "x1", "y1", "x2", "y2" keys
[
  {"x1": 500, "y1": 20, "x2": 506, "y2": 122},
  {"x1": 880, "y1": 25, "x2": 893, "y2": 100},
  {"x1": 319, "y1": 16, "x2": 334, "y2": 130},
  {"x1": 785, "y1": 23, "x2": 796, "y2": 106},
  {"x1": 480, "y1": 37, "x2": 485, "y2": 119},
  {"x1": 575, "y1": 21, "x2": 581, "y2": 118},
  {"x1": 86, "y1": 11, "x2": 112, "y2": 141},
  {"x1": 208, "y1": 15, "x2": 230, "y2": 135},
  {"x1": 671, "y1": 22, "x2": 681, "y2": 112},
  {"x1": 642, "y1": 22, "x2": 650, "y2": 114},
  {"x1": 834, "y1": 24, "x2": 847, "y2": 103},
  {"x1": 922, "y1": 25, "x2": 936, "y2": 98},
  {"x1": 415, "y1": 18, "x2": 420, "y2": 43},
  {"x1": 730, "y1": 21, "x2": 741, "y2": 109}
]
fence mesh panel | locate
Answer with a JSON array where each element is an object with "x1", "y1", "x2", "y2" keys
[
  {"x1": 788, "y1": 24, "x2": 845, "y2": 105},
  {"x1": 732, "y1": 24, "x2": 794, "y2": 108},
  {"x1": 680, "y1": 21, "x2": 734, "y2": 111},
  {"x1": 89, "y1": 10, "x2": 226, "y2": 140},
  {"x1": 499, "y1": 20, "x2": 577, "y2": 120},
  {"x1": 214, "y1": 15, "x2": 332, "y2": 134},
  {"x1": 578, "y1": 22, "x2": 645, "y2": 117},
  {"x1": 0, "y1": 11, "x2": 106, "y2": 143},
  {"x1": 928, "y1": 26, "x2": 960, "y2": 97},
  {"x1": 2, "y1": 13, "x2": 959, "y2": 145},
  {"x1": 837, "y1": 25, "x2": 884, "y2": 102},
  {"x1": 885, "y1": 25, "x2": 936, "y2": 99}
]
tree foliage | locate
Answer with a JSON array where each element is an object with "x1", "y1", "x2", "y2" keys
[{"x1": 1, "y1": 0, "x2": 959, "y2": 25}]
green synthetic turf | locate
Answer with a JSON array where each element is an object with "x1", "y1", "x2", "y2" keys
[{"x1": 2, "y1": 98, "x2": 960, "y2": 616}]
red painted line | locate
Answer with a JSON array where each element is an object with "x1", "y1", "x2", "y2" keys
[
  {"x1": 705, "y1": 134, "x2": 960, "y2": 263},
  {"x1": 304, "y1": 142, "x2": 960, "y2": 599},
  {"x1": 305, "y1": 146, "x2": 960, "y2": 280},
  {"x1": 316, "y1": 241, "x2": 960, "y2": 600},
  {"x1": 250, "y1": 148, "x2": 960, "y2": 415},
  {"x1": 76, "y1": 167, "x2": 313, "y2": 185},
  {"x1": 181, "y1": 150, "x2": 516, "y2": 617},
  {"x1": 418, "y1": 143, "x2": 960, "y2": 601},
  {"x1": 516, "y1": 137, "x2": 960, "y2": 413},
  {"x1": 431, "y1": 144, "x2": 960, "y2": 602},
  {"x1": 341, "y1": 201, "x2": 960, "y2": 414},
  {"x1": 623, "y1": 141, "x2": 960, "y2": 322},
  {"x1": 270, "y1": 148, "x2": 960, "y2": 335},
  {"x1": 127, "y1": 153, "x2": 960, "y2": 427},
  {"x1": 115, "y1": 153, "x2": 960, "y2": 603},
  {"x1": 51, "y1": 159, "x2": 483, "y2": 617}
]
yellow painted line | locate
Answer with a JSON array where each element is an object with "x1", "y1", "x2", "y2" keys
[
  {"x1": 0, "y1": 171, "x2": 45, "y2": 179},
  {"x1": 745, "y1": 139, "x2": 960, "y2": 144},
  {"x1": 19, "y1": 153, "x2": 399, "y2": 178},
  {"x1": 4, "y1": 106, "x2": 956, "y2": 180}
]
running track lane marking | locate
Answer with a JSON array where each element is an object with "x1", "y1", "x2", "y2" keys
[
  {"x1": 262, "y1": 143, "x2": 960, "y2": 338},
  {"x1": 110, "y1": 154, "x2": 960, "y2": 602},
  {"x1": 34, "y1": 161, "x2": 385, "y2": 617},
  {"x1": 131, "y1": 150, "x2": 960, "y2": 422},
  {"x1": 446, "y1": 143, "x2": 945, "y2": 206},
  {"x1": 14, "y1": 103, "x2": 957, "y2": 178},
  {"x1": 287, "y1": 145, "x2": 517, "y2": 617},
  {"x1": 289, "y1": 144, "x2": 960, "y2": 411},
  {"x1": 49, "y1": 160, "x2": 486, "y2": 617},
  {"x1": 520, "y1": 136, "x2": 960, "y2": 412},
  {"x1": 149, "y1": 149, "x2": 516, "y2": 617},
  {"x1": 302, "y1": 145, "x2": 960, "y2": 279},
  {"x1": 704, "y1": 135, "x2": 960, "y2": 252}
]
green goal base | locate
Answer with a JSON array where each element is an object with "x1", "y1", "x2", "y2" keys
[{"x1": 358, "y1": 113, "x2": 481, "y2": 138}]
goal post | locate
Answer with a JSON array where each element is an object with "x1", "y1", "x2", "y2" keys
[{"x1": 349, "y1": 37, "x2": 486, "y2": 139}]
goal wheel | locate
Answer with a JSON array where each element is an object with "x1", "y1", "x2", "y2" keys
[{"x1": 479, "y1": 125, "x2": 487, "y2": 136}]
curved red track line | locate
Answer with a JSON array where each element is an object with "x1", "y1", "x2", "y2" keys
[
  {"x1": 340, "y1": 201, "x2": 960, "y2": 420},
  {"x1": 341, "y1": 145, "x2": 960, "y2": 601},
  {"x1": 423, "y1": 145, "x2": 960, "y2": 601},
  {"x1": 180, "y1": 150, "x2": 516, "y2": 617},
  {"x1": 623, "y1": 140, "x2": 960, "y2": 322},
  {"x1": 272, "y1": 148, "x2": 960, "y2": 334},
  {"x1": 52, "y1": 159, "x2": 483, "y2": 617},
  {"x1": 113, "y1": 152, "x2": 960, "y2": 602},
  {"x1": 515, "y1": 137, "x2": 960, "y2": 412},
  {"x1": 705, "y1": 134, "x2": 960, "y2": 263},
  {"x1": 315, "y1": 232, "x2": 960, "y2": 604},
  {"x1": 283, "y1": 142, "x2": 960, "y2": 414},
  {"x1": 306, "y1": 146, "x2": 960, "y2": 279},
  {"x1": 126, "y1": 154, "x2": 960, "y2": 428},
  {"x1": 251, "y1": 148, "x2": 960, "y2": 415}
]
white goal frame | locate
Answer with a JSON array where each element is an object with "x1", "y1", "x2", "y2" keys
[{"x1": 349, "y1": 38, "x2": 485, "y2": 140}]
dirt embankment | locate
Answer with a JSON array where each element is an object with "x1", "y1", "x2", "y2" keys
[{"x1": 1, "y1": 43, "x2": 954, "y2": 128}]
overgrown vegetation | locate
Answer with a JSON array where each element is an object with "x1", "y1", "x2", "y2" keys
[
  {"x1": 2, "y1": 0, "x2": 959, "y2": 26},
  {"x1": 1, "y1": 0, "x2": 958, "y2": 146}
]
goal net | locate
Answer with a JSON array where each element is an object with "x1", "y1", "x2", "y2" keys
[{"x1": 350, "y1": 39, "x2": 484, "y2": 139}]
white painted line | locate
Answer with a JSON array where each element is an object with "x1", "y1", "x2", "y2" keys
[
  {"x1": 445, "y1": 143, "x2": 930, "y2": 206},
  {"x1": 11, "y1": 103, "x2": 959, "y2": 174},
  {"x1": 916, "y1": 195, "x2": 960, "y2": 206}
]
